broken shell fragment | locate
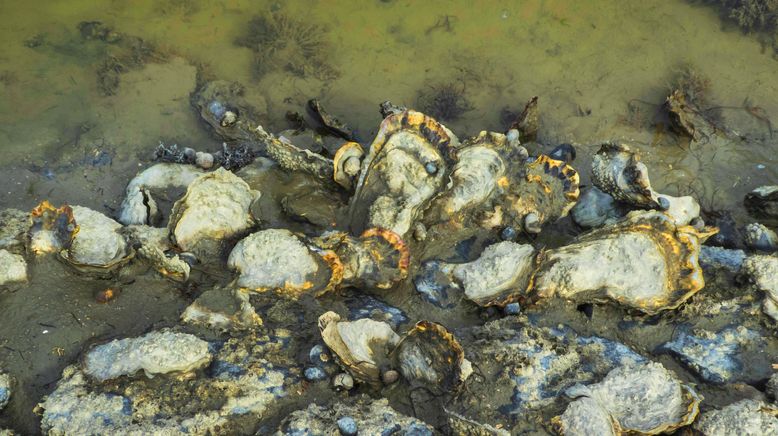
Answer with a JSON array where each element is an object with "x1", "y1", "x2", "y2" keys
[
  {"x1": 534, "y1": 210, "x2": 711, "y2": 314},
  {"x1": 559, "y1": 362, "x2": 701, "y2": 435},
  {"x1": 391, "y1": 321, "x2": 472, "y2": 394},
  {"x1": 168, "y1": 168, "x2": 260, "y2": 259},
  {"x1": 28, "y1": 201, "x2": 78, "y2": 255},
  {"x1": 0, "y1": 249, "x2": 27, "y2": 286},
  {"x1": 318, "y1": 311, "x2": 401, "y2": 386},
  {"x1": 592, "y1": 143, "x2": 660, "y2": 209},
  {"x1": 123, "y1": 225, "x2": 190, "y2": 282},
  {"x1": 348, "y1": 110, "x2": 457, "y2": 237},
  {"x1": 333, "y1": 141, "x2": 364, "y2": 190}
]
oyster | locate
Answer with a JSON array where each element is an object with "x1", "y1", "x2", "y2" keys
[
  {"x1": 533, "y1": 210, "x2": 712, "y2": 313},
  {"x1": 168, "y1": 168, "x2": 260, "y2": 259},
  {"x1": 123, "y1": 225, "x2": 191, "y2": 282},
  {"x1": 28, "y1": 201, "x2": 78, "y2": 255},
  {"x1": 0, "y1": 249, "x2": 27, "y2": 286},
  {"x1": 391, "y1": 321, "x2": 472, "y2": 395},
  {"x1": 592, "y1": 143, "x2": 660, "y2": 209},
  {"x1": 60, "y1": 206, "x2": 133, "y2": 273},
  {"x1": 228, "y1": 229, "x2": 334, "y2": 295},
  {"x1": 741, "y1": 254, "x2": 778, "y2": 321},
  {"x1": 318, "y1": 311, "x2": 401, "y2": 385},
  {"x1": 118, "y1": 163, "x2": 205, "y2": 226},
  {"x1": 554, "y1": 396, "x2": 619, "y2": 436},
  {"x1": 557, "y1": 362, "x2": 701, "y2": 434},
  {"x1": 693, "y1": 399, "x2": 778, "y2": 435},
  {"x1": 348, "y1": 110, "x2": 458, "y2": 237}
]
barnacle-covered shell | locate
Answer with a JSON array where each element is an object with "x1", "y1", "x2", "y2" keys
[
  {"x1": 553, "y1": 396, "x2": 620, "y2": 436},
  {"x1": 591, "y1": 143, "x2": 659, "y2": 208},
  {"x1": 118, "y1": 163, "x2": 204, "y2": 226},
  {"x1": 533, "y1": 210, "x2": 712, "y2": 314},
  {"x1": 28, "y1": 201, "x2": 78, "y2": 255},
  {"x1": 391, "y1": 321, "x2": 472, "y2": 394},
  {"x1": 348, "y1": 111, "x2": 458, "y2": 237},
  {"x1": 228, "y1": 229, "x2": 339, "y2": 296},
  {"x1": 168, "y1": 168, "x2": 260, "y2": 259},
  {"x1": 558, "y1": 362, "x2": 701, "y2": 435},
  {"x1": 333, "y1": 142, "x2": 364, "y2": 190},
  {"x1": 60, "y1": 206, "x2": 133, "y2": 274},
  {"x1": 318, "y1": 311, "x2": 401, "y2": 385}
]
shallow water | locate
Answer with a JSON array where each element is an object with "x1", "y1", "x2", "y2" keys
[{"x1": 1, "y1": 0, "x2": 777, "y2": 433}]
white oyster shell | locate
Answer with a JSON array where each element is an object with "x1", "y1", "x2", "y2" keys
[
  {"x1": 67, "y1": 206, "x2": 129, "y2": 267},
  {"x1": 452, "y1": 241, "x2": 535, "y2": 306},
  {"x1": 169, "y1": 168, "x2": 259, "y2": 258},
  {"x1": 119, "y1": 163, "x2": 205, "y2": 225},
  {"x1": 0, "y1": 249, "x2": 27, "y2": 286}
]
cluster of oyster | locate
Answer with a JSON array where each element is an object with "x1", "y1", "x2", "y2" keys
[{"x1": 6, "y1": 84, "x2": 778, "y2": 434}]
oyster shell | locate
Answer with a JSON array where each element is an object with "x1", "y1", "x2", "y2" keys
[
  {"x1": 349, "y1": 110, "x2": 458, "y2": 237},
  {"x1": 123, "y1": 225, "x2": 190, "y2": 282},
  {"x1": 391, "y1": 321, "x2": 472, "y2": 395},
  {"x1": 554, "y1": 396, "x2": 619, "y2": 436},
  {"x1": 168, "y1": 168, "x2": 260, "y2": 259},
  {"x1": 533, "y1": 210, "x2": 712, "y2": 313},
  {"x1": 28, "y1": 201, "x2": 78, "y2": 255},
  {"x1": 61, "y1": 206, "x2": 133, "y2": 273},
  {"x1": 228, "y1": 229, "x2": 335, "y2": 295},
  {"x1": 118, "y1": 163, "x2": 205, "y2": 226},
  {"x1": 558, "y1": 362, "x2": 701, "y2": 435},
  {"x1": 318, "y1": 311, "x2": 401, "y2": 385},
  {"x1": 592, "y1": 143, "x2": 660, "y2": 209}
]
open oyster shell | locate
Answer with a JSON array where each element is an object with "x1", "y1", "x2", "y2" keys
[
  {"x1": 60, "y1": 206, "x2": 133, "y2": 274},
  {"x1": 318, "y1": 311, "x2": 401, "y2": 386},
  {"x1": 348, "y1": 110, "x2": 458, "y2": 238},
  {"x1": 118, "y1": 163, "x2": 205, "y2": 226},
  {"x1": 592, "y1": 143, "x2": 660, "y2": 209},
  {"x1": 533, "y1": 210, "x2": 712, "y2": 313},
  {"x1": 556, "y1": 362, "x2": 701, "y2": 435},
  {"x1": 28, "y1": 201, "x2": 78, "y2": 255},
  {"x1": 168, "y1": 168, "x2": 260, "y2": 259},
  {"x1": 391, "y1": 321, "x2": 472, "y2": 395}
]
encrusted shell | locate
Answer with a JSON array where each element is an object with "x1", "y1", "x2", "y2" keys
[
  {"x1": 28, "y1": 201, "x2": 78, "y2": 255},
  {"x1": 333, "y1": 141, "x2": 364, "y2": 190},
  {"x1": 591, "y1": 143, "x2": 659, "y2": 208},
  {"x1": 60, "y1": 206, "x2": 134, "y2": 275},
  {"x1": 168, "y1": 168, "x2": 260, "y2": 259},
  {"x1": 348, "y1": 110, "x2": 458, "y2": 238},
  {"x1": 318, "y1": 311, "x2": 401, "y2": 386},
  {"x1": 391, "y1": 321, "x2": 472, "y2": 395},
  {"x1": 533, "y1": 210, "x2": 712, "y2": 314}
]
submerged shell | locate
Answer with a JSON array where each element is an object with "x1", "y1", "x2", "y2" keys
[
  {"x1": 533, "y1": 210, "x2": 711, "y2": 313},
  {"x1": 591, "y1": 143, "x2": 659, "y2": 208},
  {"x1": 62, "y1": 206, "x2": 131, "y2": 271},
  {"x1": 348, "y1": 111, "x2": 458, "y2": 237},
  {"x1": 168, "y1": 168, "x2": 259, "y2": 259},
  {"x1": 392, "y1": 321, "x2": 472, "y2": 394},
  {"x1": 28, "y1": 201, "x2": 78, "y2": 255},
  {"x1": 318, "y1": 311, "x2": 401, "y2": 385},
  {"x1": 560, "y1": 362, "x2": 700, "y2": 434}
]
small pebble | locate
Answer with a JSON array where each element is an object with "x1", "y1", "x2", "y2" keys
[
  {"x1": 195, "y1": 152, "x2": 214, "y2": 169},
  {"x1": 425, "y1": 162, "x2": 438, "y2": 175},
  {"x1": 506, "y1": 129, "x2": 520, "y2": 144},
  {"x1": 95, "y1": 287, "x2": 120, "y2": 304},
  {"x1": 337, "y1": 416, "x2": 358, "y2": 436},
  {"x1": 183, "y1": 147, "x2": 196, "y2": 162},
  {"x1": 406, "y1": 423, "x2": 433, "y2": 436},
  {"x1": 657, "y1": 196, "x2": 671, "y2": 211},
  {"x1": 504, "y1": 302, "x2": 521, "y2": 315},
  {"x1": 309, "y1": 344, "x2": 329, "y2": 365},
  {"x1": 304, "y1": 367, "x2": 328, "y2": 382},
  {"x1": 413, "y1": 223, "x2": 427, "y2": 242},
  {"x1": 333, "y1": 372, "x2": 354, "y2": 391},
  {"x1": 382, "y1": 369, "x2": 399, "y2": 385},
  {"x1": 500, "y1": 226, "x2": 517, "y2": 241}
]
